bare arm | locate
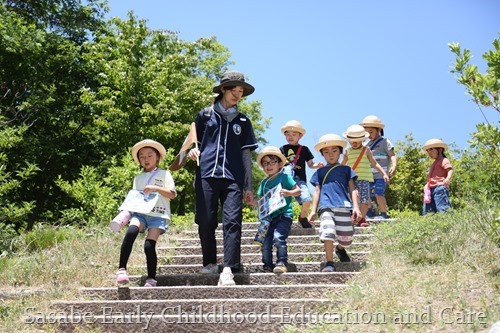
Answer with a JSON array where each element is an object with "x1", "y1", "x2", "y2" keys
[
  {"x1": 348, "y1": 179, "x2": 361, "y2": 222},
  {"x1": 444, "y1": 168, "x2": 454, "y2": 187},
  {"x1": 144, "y1": 185, "x2": 177, "y2": 199},
  {"x1": 281, "y1": 184, "x2": 301, "y2": 197},
  {"x1": 340, "y1": 154, "x2": 348, "y2": 166},
  {"x1": 307, "y1": 159, "x2": 325, "y2": 169},
  {"x1": 308, "y1": 185, "x2": 321, "y2": 222},
  {"x1": 388, "y1": 149, "x2": 397, "y2": 177}
]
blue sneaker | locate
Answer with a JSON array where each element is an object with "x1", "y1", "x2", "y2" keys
[
  {"x1": 366, "y1": 208, "x2": 376, "y2": 218},
  {"x1": 374, "y1": 213, "x2": 390, "y2": 220}
]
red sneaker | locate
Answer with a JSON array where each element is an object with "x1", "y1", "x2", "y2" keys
[{"x1": 358, "y1": 218, "x2": 370, "y2": 227}]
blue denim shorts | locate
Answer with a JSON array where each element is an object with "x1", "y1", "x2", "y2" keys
[
  {"x1": 294, "y1": 179, "x2": 312, "y2": 204},
  {"x1": 130, "y1": 213, "x2": 167, "y2": 234},
  {"x1": 370, "y1": 178, "x2": 387, "y2": 196}
]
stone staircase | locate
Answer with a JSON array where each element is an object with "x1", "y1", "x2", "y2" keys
[{"x1": 43, "y1": 220, "x2": 376, "y2": 332}]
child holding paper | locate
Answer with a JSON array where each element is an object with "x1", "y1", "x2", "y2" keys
[
  {"x1": 116, "y1": 139, "x2": 176, "y2": 287},
  {"x1": 254, "y1": 146, "x2": 300, "y2": 274}
]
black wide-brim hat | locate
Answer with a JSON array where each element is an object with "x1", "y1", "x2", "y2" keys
[{"x1": 212, "y1": 70, "x2": 255, "y2": 97}]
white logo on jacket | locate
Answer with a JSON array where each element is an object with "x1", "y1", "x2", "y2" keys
[{"x1": 233, "y1": 124, "x2": 242, "y2": 135}]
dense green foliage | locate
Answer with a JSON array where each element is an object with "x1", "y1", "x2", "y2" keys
[
  {"x1": 0, "y1": 1, "x2": 498, "y2": 256},
  {"x1": 0, "y1": 0, "x2": 268, "y2": 236}
]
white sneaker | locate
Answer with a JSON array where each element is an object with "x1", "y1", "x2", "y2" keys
[
  {"x1": 218, "y1": 271, "x2": 236, "y2": 286},
  {"x1": 321, "y1": 264, "x2": 335, "y2": 272},
  {"x1": 200, "y1": 263, "x2": 219, "y2": 274}
]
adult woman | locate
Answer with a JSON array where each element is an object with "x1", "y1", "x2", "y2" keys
[{"x1": 188, "y1": 70, "x2": 258, "y2": 285}]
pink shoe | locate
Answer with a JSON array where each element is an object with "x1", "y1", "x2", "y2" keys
[
  {"x1": 144, "y1": 278, "x2": 157, "y2": 287},
  {"x1": 116, "y1": 268, "x2": 129, "y2": 286}
]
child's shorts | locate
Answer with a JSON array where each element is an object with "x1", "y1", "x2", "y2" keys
[
  {"x1": 370, "y1": 178, "x2": 387, "y2": 196},
  {"x1": 131, "y1": 213, "x2": 167, "y2": 234},
  {"x1": 294, "y1": 179, "x2": 311, "y2": 204},
  {"x1": 355, "y1": 180, "x2": 370, "y2": 204},
  {"x1": 318, "y1": 207, "x2": 354, "y2": 248}
]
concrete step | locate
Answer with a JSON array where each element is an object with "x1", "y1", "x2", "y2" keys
[
  {"x1": 127, "y1": 271, "x2": 358, "y2": 287},
  {"x1": 151, "y1": 261, "x2": 366, "y2": 274},
  {"x1": 162, "y1": 251, "x2": 370, "y2": 265},
  {"x1": 182, "y1": 226, "x2": 373, "y2": 238},
  {"x1": 168, "y1": 233, "x2": 374, "y2": 247},
  {"x1": 212, "y1": 221, "x2": 390, "y2": 230},
  {"x1": 36, "y1": 217, "x2": 379, "y2": 333},
  {"x1": 80, "y1": 283, "x2": 347, "y2": 300},
  {"x1": 160, "y1": 242, "x2": 373, "y2": 256},
  {"x1": 50, "y1": 298, "x2": 338, "y2": 316},
  {"x1": 37, "y1": 313, "x2": 331, "y2": 333}
]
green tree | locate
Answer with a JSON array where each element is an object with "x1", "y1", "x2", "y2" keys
[
  {"x1": 386, "y1": 134, "x2": 428, "y2": 213},
  {"x1": 72, "y1": 13, "x2": 268, "y2": 219},
  {"x1": 449, "y1": 37, "x2": 500, "y2": 202},
  {"x1": 0, "y1": 0, "x2": 107, "y2": 230},
  {"x1": 449, "y1": 37, "x2": 500, "y2": 120}
]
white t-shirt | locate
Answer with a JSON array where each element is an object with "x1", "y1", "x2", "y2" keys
[{"x1": 133, "y1": 168, "x2": 176, "y2": 220}]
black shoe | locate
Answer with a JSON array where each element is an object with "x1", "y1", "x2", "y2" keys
[
  {"x1": 299, "y1": 217, "x2": 313, "y2": 228},
  {"x1": 335, "y1": 246, "x2": 351, "y2": 262},
  {"x1": 263, "y1": 266, "x2": 273, "y2": 273}
]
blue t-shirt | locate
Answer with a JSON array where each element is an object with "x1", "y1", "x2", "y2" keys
[
  {"x1": 195, "y1": 106, "x2": 258, "y2": 187},
  {"x1": 258, "y1": 173, "x2": 296, "y2": 218},
  {"x1": 310, "y1": 164, "x2": 357, "y2": 210}
]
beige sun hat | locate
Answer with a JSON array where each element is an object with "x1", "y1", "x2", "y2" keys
[
  {"x1": 314, "y1": 134, "x2": 347, "y2": 152},
  {"x1": 360, "y1": 115, "x2": 385, "y2": 128},
  {"x1": 343, "y1": 124, "x2": 369, "y2": 142},
  {"x1": 281, "y1": 120, "x2": 306, "y2": 135},
  {"x1": 256, "y1": 146, "x2": 287, "y2": 167},
  {"x1": 422, "y1": 138, "x2": 448, "y2": 151},
  {"x1": 131, "y1": 139, "x2": 166, "y2": 165}
]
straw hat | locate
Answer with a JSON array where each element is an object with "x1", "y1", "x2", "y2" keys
[
  {"x1": 281, "y1": 120, "x2": 306, "y2": 135},
  {"x1": 360, "y1": 115, "x2": 385, "y2": 128},
  {"x1": 212, "y1": 70, "x2": 255, "y2": 97},
  {"x1": 343, "y1": 124, "x2": 369, "y2": 142},
  {"x1": 422, "y1": 138, "x2": 448, "y2": 151},
  {"x1": 131, "y1": 139, "x2": 166, "y2": 165},
  {"x1": 314, "y1": 134, "x2": 347, "y2": 152},
  {"x1": 256, "y1": 146, "x2": 287, "y2": 167}
]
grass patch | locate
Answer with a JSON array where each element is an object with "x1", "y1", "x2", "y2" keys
[{"x1": 304, "y1": 202, "x2": 499, "y2": 332}]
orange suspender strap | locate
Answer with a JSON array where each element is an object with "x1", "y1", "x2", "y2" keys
[{"x1": 352, "y1": 147, "x2": 367, "y2": 171}]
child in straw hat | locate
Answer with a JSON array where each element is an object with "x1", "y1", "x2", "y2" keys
[
  {"x1": 116, "y1": 139, "x2": 177, "y2": 288},
  {"x1": 308, "y1": 134, "x2": 361, "y2": 272},
  {"x1": 422, "y1": 138, "x2": 453, "y2": 215},
  {"x1": 253, "y1": 146, "x2": 300, "y2": 274},
  {"x1": 341, "y1": 124, "x2": 390, "y2": 227},
  {"x1": 280, "y1": 120, "x2": 324, "y2": 229},
  {"x1": 360, "y1": 115, "x2": 397, "y2": 219}
]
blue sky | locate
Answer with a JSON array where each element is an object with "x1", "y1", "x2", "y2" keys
[{"x1": 105, "y1": 0, "x2": 499, "y2": 157}]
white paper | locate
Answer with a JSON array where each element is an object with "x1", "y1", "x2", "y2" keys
[
  {"x1": 258, "y1": 183, "x2": 286, "y2": 220},
  {"x1": 118, "y1": 189, "x2": 159, "y2": 214}
]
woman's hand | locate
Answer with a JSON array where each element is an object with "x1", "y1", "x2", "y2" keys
[{"x1": 188, "y1": 148, "x2": 200, "y2": 161}]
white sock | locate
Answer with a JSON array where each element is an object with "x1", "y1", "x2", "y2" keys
[{"x1": 222, "y1": 267, "x2": 232, "y2": 273}]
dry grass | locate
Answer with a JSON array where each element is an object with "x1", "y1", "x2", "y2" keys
[{"x1": 297, "y1": 207, "x2": 500, "y2": 333}]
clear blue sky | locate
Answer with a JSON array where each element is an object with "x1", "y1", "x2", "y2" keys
[{"x1": 105, "y1": 0, "x2": 499, "y2": 156}]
